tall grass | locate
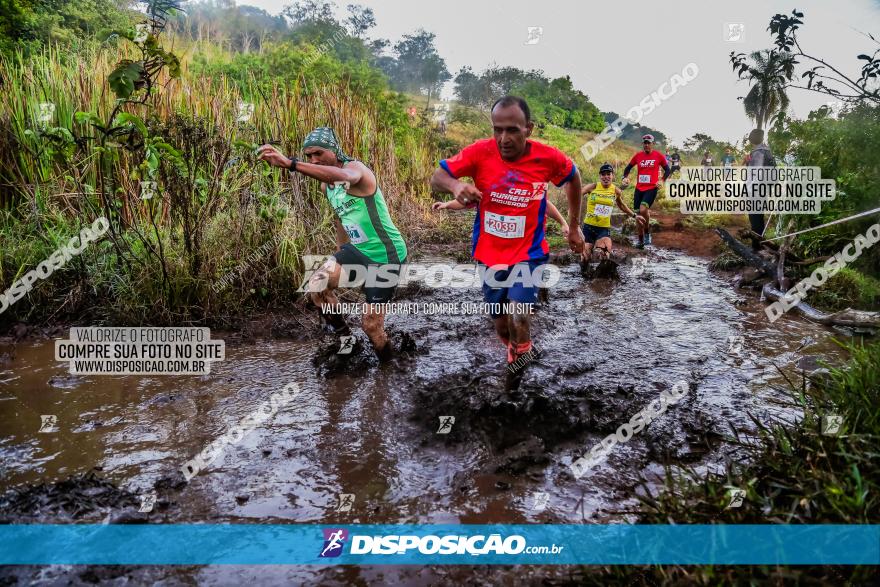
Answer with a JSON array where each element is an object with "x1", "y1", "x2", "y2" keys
[
  {"x1": 607, "y1": 340, "x2": 880, "y2": 584},
  {"x1": 0, "y1": 41, "x2": 439, "y2": 326}
]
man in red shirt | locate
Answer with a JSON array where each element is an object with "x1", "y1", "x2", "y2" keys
[
  {"x1": 429, "y1": 95, "x2": 584, "y2": 376},
  {"x1": 621, "y1": 134, "x2": 671, "y2": 248}
]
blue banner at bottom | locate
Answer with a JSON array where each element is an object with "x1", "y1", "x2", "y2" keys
[{"x1": 0, "y1": 524, "x2": 877, "y2": 565}]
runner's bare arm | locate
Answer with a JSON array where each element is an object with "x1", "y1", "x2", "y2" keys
[
  {"x1": 257, "y1": 146, "x2": 374, "y2": 196},
  {"x1": 564, "y1": 172, "x2": 585, "y2": 253},
  {"x1": 430, "y1": 167, "x2": 483, "y2": 204},
  {"x1": 546, "y1": 202, "x2": 569, "y2": 234},
  {"x1": 294, "y1": 161, "x2": 373, "y2": 195},
  {"x1": 614, "y1": 187, "x2": 637, "y2": 217},
  {"x1": 578, "y1": 183, "x2": 595, "y2": 224},
  {"x1": 621, "y1": 161, "x2": 635, "y2": 187},
  {"x1": 432, "y1": 199, "x2": 466, "y2": 211}
]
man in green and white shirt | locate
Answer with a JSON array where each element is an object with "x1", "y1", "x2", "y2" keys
[{"x1": 258, "y1": 127, "x2": 407, "y2": 360}]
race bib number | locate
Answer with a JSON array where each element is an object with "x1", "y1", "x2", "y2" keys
[
  {"x1": 484, "y1": 212, "x2": 525, "y2": 239},
  {"x1": 343, "y1": 223, "x2": 367, "y2": 244},
  {"x1": 638, "y1": 174, "x2": 651, "y2": 184},
  {"x1": 593, "y1": 204, "x2": 613, "y2": 218}
]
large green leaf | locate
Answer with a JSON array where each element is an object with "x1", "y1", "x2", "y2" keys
[
  {"x1": 114, "y1": 112, "x2": 148, "y2": 137},
  {"x1": 108, "y1": 61, "x2": 145, "y2": 100},
  {"x1": 74, "y1": 111, "x2": 104, "y2": 128}
]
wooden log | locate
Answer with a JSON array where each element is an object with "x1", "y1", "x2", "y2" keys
[
  {"x1": 715, "y1": 228, "x2": 777, "y2": 276},
  {"x1": 776, "y1": 219, "x2": 796, "y2": 290},
  {"x1": 762, "y1": 283, "x2": 880, "y2": 328}
]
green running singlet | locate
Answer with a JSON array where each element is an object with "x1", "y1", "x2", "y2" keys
[{"x1": 325, "y1": 180, "x2": 407, "y2": 264}]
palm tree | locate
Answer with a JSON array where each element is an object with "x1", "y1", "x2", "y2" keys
[{"x1": 738, "y1": 50, "x2": 794, "y2": 130}]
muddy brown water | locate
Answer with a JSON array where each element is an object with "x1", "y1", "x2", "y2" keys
[{"x1": 0, "y1": 248, "x2": 855, "y2": 585}]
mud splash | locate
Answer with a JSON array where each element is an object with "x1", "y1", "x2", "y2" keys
[{"x1": 0, "y1": 247, "x2": 856, "y2": 585}]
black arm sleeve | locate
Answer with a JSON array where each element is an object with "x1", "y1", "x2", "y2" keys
[
  {"x1": 661, "y1": 163, "x2": 671, "y2": 180},
  {"x1": 622, "y1": 163, "x2": 634, "y2": 177}
]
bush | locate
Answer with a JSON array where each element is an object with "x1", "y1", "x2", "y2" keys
[
  {"x1": 771, "y1": 104, "x2": 880, "y2": 277},
  {"x1": 806, "y1": 267, "x2": 880, "y2": 311}
]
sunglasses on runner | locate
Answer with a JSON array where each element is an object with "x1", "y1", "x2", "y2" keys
[{"x1": 643, "y1": 140, "x2": 653, "y2": 144}]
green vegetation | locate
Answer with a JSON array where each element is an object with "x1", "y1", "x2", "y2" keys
[
  {"x1": 0, "y1": 1, "x2": 441, "y2": 327},
  {"x1": 453, "y1": 66, "x2": 605, "y2": 132},
  {"x1": 0, "y1": 0, "x2": 135, "y2": 55},
  {"x1": 806, "y1": 267, "x2": 880, "y2": 312},
  {"x1": 708, "y1": 249, "x2": 747, "y2": 271},
  {"x1": 770, "y1": 103, "x2": 880, "y2": 278},
  {"x1": 623, "y1": 341, "x2": 880, "y2": 583},
  {"x1": 1, "y1": 4, "x2": 878, "y2": 582},
  {"x1": 724, "y1": 9, "x2": 880, "y2": 311},
  {"x1": 601, "y1": 111, "x2": 667, "y2": 146}
]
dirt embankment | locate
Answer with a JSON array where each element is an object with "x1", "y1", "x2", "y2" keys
[{"x1": 649, "y1": 210, "x2": 745, "y2": 259}]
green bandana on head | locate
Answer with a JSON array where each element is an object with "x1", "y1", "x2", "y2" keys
[{"x1": 302, "y1": 127, "x2": 353, "y2": 163}]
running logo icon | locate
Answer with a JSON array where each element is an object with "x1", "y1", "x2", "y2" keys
[
  {"x1": 524, "y1": 26, "x2": 543, "y2": 45},
  {"x1": 236, "y1": 102, "x2": 254, "y2": 123},
  {"x1": 531, "y1": 491, "x2": 549, "y2": 512},
  {"x1": 337, "y1": 335, "x2": 356, "y2": 355},
  {"x1": 140, "y1": 181, "x2": 157, "y2": 200},
  {"x1": 297, "y1": 255, "x2": 332, "y2": 292},
  {"x1": 336, "y1": 493, "x2": 355, "y2": 512},
  {"x1": 631, "y1": 257, "x2": 648, "y2": 277},
  {"x1": 530, "y1": 182, "x2": 548, "y2": 200},
  {"x1": 437, "y1": 416, "x2": 455, "y2": 434},
  {"x1": 724, "y1": 23, "x2": 745, "y2": 42},
  {"x1": 725, "y1": 488, "x2": 746, "y2": 509},
  {"x1": 139, "y1": 491, "x2": 157, "y2": 513},
  {"x1": 822, "y1": 415, "x2": 843, "y2": 436},
  {"x1": 37, "y1": 103, "x2": 55, "y2": 125},
  {"x1": 39, "y1": 415, "x2": 58, "y2": 433},
  {"x1": 727, "y1": 335, "x2": 744, "y2": 356},
  {"x1": 319, "y1": 528, "x2": 348, "y2": 558}
]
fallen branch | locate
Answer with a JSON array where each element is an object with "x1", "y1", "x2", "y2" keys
[
  {"x1": 715, "y1": 228, "x2": 777, "y2": 276},
  {"x1": 776, "y1": 219, "x2": 796, "y2": 290},
  {"x1": 721, "y1": 227, "x2": 879, "y2": 329},
  {"x1": 763, "y1": 283, "x2": 880, "y2": 329}
]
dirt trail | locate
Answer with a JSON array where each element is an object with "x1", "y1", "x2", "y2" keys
[{"x1": 0, "y1": 225, "x2": 851, "y2": 585}]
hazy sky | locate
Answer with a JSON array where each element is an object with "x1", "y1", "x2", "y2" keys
[{"x1": 244, "y1": 0, "x2": 880, "y2": 145}]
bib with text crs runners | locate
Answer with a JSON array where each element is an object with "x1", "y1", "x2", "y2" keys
[{"x1": 440, "y1": 139, "x2": 577, "y2": 267}]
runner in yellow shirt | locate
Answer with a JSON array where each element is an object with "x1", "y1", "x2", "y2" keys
[{"x1": 580, "y1": 163, "x2": 643, "y2": 275}]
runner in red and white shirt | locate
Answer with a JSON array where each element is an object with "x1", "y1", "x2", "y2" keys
[
  {"x1": 430, "y1": 96, "x2": 583, "y2": 378},
  {"x1": 621, "y1": 134, "x2": 670, "y2": 248}
]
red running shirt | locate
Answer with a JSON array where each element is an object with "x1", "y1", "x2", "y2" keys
[
  {"x1": 440, "y1": 139, "x2": 576, "y2": 267},
  {"x1": 627, "y1": 150, "x2": 668, "y2": 190}
]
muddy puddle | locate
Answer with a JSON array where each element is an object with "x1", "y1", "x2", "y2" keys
[{"x1": 0, "y1": 247, "x2": 856, "y2": 585}]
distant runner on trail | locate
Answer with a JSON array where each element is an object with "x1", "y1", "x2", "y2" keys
[
  {"x1": 668, "y1": 151, "x2": 681, "y2": 175},
  {"x1": 743, "y1": 129, "x2": 777, "y2": 251},
  {"x1": 621, "y1": 134, "x2": 670, "y2": 249},
  {"x1": 580, "y1": 163, "x2": 642, "y2": 276},
  {"x1": 257, "y1": 127, "x2": 407, "y2": 361},
  {"x1": 429, "y1": 95, "x2": 583, "y2": 375},
  {"x1": 721, "y1": 148, "x2": 736, "y2": 167}
]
